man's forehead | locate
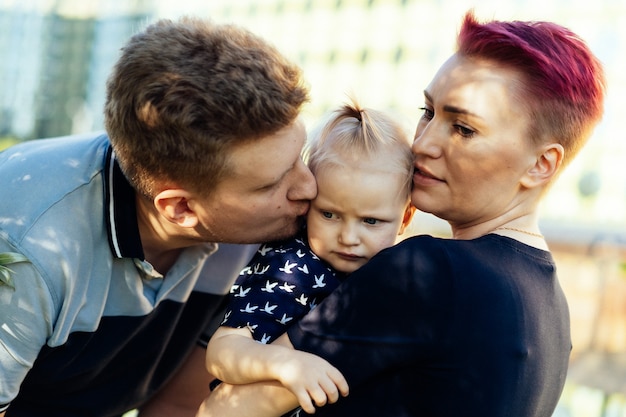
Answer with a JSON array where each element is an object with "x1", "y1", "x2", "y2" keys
[{"x1": 225, "y1": 127, "x2": 305, "y2": 184}]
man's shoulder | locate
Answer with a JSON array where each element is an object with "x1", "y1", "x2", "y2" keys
[
  {"x1": 0, "y1": 132, "x2": 109, "y2": 166},
  {"x1": 0, "y1": 131, "x2": 110, "y2": 183},
  {"x1": 0, "y1": 132, "x2": 110, "y2": 248}
]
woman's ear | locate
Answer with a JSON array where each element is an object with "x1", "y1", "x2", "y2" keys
[
  {"x1": 398, "y1": 204, "x2": 417, "y2": 235},
  {"x1": 521, "y1": 143, "x2": 564, "y2": 189},
  {"x1": 153, "y1": 189, "x2": 199, "y2": 228}
]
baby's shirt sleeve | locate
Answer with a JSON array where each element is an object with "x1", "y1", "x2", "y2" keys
[{"x1": 220, "y1": 235, "x2": 344, "y2": 344}]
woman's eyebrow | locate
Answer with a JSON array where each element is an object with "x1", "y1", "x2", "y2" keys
[{"x1": 424, "y1": 89, "x2": 481, "y2": 118}]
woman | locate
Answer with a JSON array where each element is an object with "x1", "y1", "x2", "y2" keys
[{"x1": 197, "y1": 10, "x2": 605, "y2": 417}]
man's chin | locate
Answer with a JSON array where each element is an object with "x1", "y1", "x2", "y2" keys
[{"x1": 264, "y1": 217, "x2": 305, "y2": 243}]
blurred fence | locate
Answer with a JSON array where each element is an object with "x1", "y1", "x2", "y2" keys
[{"x1": 546, "y1": 222, "x2": 626, "y2": 417}]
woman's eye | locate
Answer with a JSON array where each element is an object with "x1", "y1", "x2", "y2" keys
[
  {"x1": 419, "y1": 106, "x2": 434, "y2": 121},
  {"x1": 455, "y1": 124, "x2": 475, "y2": 138}
]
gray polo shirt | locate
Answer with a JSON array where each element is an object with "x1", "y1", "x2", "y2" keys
[{"x1": 0, "y1": 133, "x2": 256, "y2": 415}]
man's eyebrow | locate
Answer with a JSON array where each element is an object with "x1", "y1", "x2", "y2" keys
[{"x1": 423, "y1": 90, "x2": 481, "y2": 118}]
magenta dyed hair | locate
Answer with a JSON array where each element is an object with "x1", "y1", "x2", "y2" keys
[{"x1": 457, "y1": 11, "x2": 606, "y2": 166}]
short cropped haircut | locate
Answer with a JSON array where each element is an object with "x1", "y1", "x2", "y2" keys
[
  {"x1": 104, "y1": 17, "x2": 309, "y2": 197},
  {"x1": 457, "y1": 11, "x2": 606, "y2": 168},
  {"x1": 305, "y1": 100, "x2": 414, "y2": 198}
]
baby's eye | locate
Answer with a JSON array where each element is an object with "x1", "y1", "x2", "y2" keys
[
  {"x1": 321, "y1": 211, "x2": 334, "y2": 219},
  {"x1": 363, "y1": 218, "x2": 379, "y2": 225}
]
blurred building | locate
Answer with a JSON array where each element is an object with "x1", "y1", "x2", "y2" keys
[
  {"x1": 0, "y1": 0, "x2": 624, "y2": 229},
  {"x1": 0, "y1": 0, "x2": 151, "y2": 139}
]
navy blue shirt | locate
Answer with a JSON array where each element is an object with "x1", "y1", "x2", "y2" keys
[
  {"x1": 288, "y1": 234, "x2": 571, "y2": 417},
  {"x1": 222, "y1": 231, "x2": 345, "y2": 344}
]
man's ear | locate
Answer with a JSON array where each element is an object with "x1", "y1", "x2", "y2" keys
[
  {"x1": 520, "y1": 143, "x2": 564, "y2": 189},
  {"x1": 153, "y1": 189, "x2": 199, "y2": 228},
  {"x1": 398, "y1": 203, "x2": 417, "y2": 235}
]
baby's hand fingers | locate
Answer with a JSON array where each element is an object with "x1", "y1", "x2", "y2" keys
[
  {"x1": 308, "y1": 384, "x2": 331, "y2": 408},
  {"x1": 327, "y1": 368, "x2": 350, "y2": 398},
  {"x1": 294, "y1": 389, "x2": 317, "y2": 414},
  {"x1": 327, "y1": 368, "x2": 349, "y2": 398},
  {"x1": 319, "y1": 378, "x2": 340, "y2": 403}
]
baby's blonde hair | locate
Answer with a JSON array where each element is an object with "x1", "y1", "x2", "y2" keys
[{"x1": 305, "y1": 99, "x2": 414, "y2": 197}]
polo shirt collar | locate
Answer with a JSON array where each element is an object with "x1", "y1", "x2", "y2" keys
[{"x1": 104, "y1": 146, "x2": 145, "y2": 260}]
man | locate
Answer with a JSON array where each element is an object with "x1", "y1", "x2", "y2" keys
[{"x1": 0, "y1": 17, "x2": 315, "y2": 417}]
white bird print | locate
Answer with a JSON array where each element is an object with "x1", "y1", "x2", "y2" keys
[
  {"x1": 313, "y1": 274, "x2": 326, "y2": 288},
  {"x1": 240, "y1": 303, "x2": 258, "y2": 313},
  {"x1": 229, "y1": 284, "x2": 239, "y2": 294},
  {"x1": 295, "y1": 294, "x2": 308, "y2": 305},
  {"x1": 277, "y1": 314, "x2": 293, "y2": 325},
  {"x1": 260, "y1": 302, "x2": 278, "y2": 314},
  {"x1": 295, "y1": 238, "x2": 306, "y2": 246},
  {"x1": 246, "y1": 322, "x2": 258, "y2": 332},
  {"x1": 261, "y1": 280, "x2": 278, "y2": 293},
  {"x1": 253, "y1": 264, "x2": 270, "y2": 275},
  {"x1": 240, "y1": 266, "x2": 253, "y2": 275},
  {"x1": 309, "y1": 299, "x2": 318, "y2": 310},
  {"x1": 297, "y1": 264, "x2": 309, "y2": 274},
  {"x1": 310, "y1": 252, "x2": 320, "y2": 260},
  {"x1": 279, "y1": 282, "x2": 296, "y2": 292},
  {"x1": 258, "y1": 245, "x2": 273, "y2": 256},
  {"x1": 221, "y1": 310, "x2": 232, "y2": 324},
  {"x1": 279, "y1": 260, "x2": 298, "y2": 274},
  {"x1": 296, "y1": 249, "x2": 306, "y2": 258},
  {"x1": 235, "y1": 286, "x2": 251, "y2": 297},
  {"x1": 260, "y1": 334, "x2": 272, "y2": 344}
]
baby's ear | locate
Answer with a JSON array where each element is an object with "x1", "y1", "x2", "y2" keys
[
  {"x1": 154, "y1": 189, "x2": 199, "y2": 228},
  {"x1": 521, "y1": 143, "x2": 564, "y2": 189},
  {"x1": 399, "y1": 204, "x2": 417, "y2": 235}
]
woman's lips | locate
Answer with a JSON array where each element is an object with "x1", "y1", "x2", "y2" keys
[{"x1": 413, "y1": 166, "x2": 442, "y2": 186}]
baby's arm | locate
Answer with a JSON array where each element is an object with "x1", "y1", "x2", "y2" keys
[{"x1": 206, "y1": 327, "x2": 348, "y2": 414}]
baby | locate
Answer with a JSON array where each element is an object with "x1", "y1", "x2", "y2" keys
[{"x1": 205, "y1": 99, "x2": 415, "y2": 414}]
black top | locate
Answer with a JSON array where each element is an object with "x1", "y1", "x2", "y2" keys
[{"x1": 288, "y1": 234, "x2": 571, "y2": 417}]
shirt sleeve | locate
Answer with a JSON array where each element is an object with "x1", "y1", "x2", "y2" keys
[
  {"x1": 194, "y1": 243, "x2": 259, "y2": 295},
  {"x1": 196, "y1": 243, "x2": 260, "y2": 347},
  {"x1": 287, "y1": 235, "x2": 454, "y2": 388},
  {"x1": 0, "y1": 247, "x2": 55, "y2": 407},
  {"x1": 221, "y1": 238, "x2": 343, "y2": 344}
]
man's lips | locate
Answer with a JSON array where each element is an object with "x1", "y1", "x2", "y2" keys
[{"x1": 297, "y1": 202, "x2": 311, "y2": 217}]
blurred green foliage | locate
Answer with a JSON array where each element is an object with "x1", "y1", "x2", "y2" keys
[{"x1": 0, "y1": 137, "x2": 20, "y2": 151}]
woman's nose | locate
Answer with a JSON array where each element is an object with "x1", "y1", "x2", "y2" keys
[{"x1": 412, "y1": 122, "x2": 442, "y2": 159}]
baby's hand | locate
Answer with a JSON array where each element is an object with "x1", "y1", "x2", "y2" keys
[{"x1": 273, "y1": 350, "x2": 349, "y2": 414}]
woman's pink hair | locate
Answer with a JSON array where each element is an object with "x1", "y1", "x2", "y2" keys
[{"x1": 457, "y1": 11, "x2": 606, "y2": 166}]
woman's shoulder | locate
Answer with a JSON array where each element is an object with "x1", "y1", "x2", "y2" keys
[
  {"x1": 385, "y1": 233, "x2": 452, "y2": 258},
  {"x1": 371, "y1": 233, "x2": 549, "y2": 274},
  {"x1": 361, "y1": 234, "x2": 454, "y2": 281}
]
